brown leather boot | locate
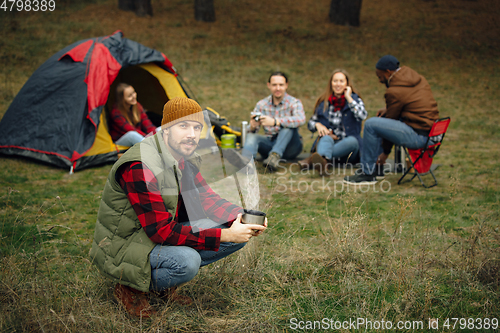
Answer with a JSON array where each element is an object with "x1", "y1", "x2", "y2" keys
[
  {"x1": 158, "y1": 286, "x2": 193, "y2": 305},
  {"x1": 298, "y1": 154, "x2": 314, "y2": 169},
  {"x1": 114, "y1": 283, "x2": 156, "y2": 318},
  {"x1": 311, "y1": 153, "x2": 328, "y2": 176}
]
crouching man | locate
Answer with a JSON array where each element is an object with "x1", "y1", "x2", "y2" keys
[{"x1": 90, "y1": 97, "x2": 267, "y2": 318}]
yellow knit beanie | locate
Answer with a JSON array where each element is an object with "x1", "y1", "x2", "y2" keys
[{"x1": 161, "y1": 97, "x2": 204, "y2": 129}]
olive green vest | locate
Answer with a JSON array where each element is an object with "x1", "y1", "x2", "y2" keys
[{"x1": 90, "y1": 132, "x2": 202, "y2": 292}]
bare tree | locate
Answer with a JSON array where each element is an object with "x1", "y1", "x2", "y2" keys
[
  {"x1": 329, "y1": 0, "x2": 362, "y2": 27},
  {"x1": 118, "y1": 0, "x2": 152, "y2": 17},
  {"x1": 194, "y1": 0, "x2": 216, "y2": 22}
]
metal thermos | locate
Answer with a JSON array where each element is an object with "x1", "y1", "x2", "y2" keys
[{"x1": 241, "y1": 121, "x2": 248, "y2": 147}]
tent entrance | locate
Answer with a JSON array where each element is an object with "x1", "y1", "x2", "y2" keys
[{"x1": 105, "y1": 64, "x2": 210, "y2": 140}]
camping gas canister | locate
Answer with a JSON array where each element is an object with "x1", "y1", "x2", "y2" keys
[{"x1": 220, "y1": 134, "x2": 236, "y2": 149}]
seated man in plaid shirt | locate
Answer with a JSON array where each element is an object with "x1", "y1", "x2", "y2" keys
[
  {"x1": 243, "y1": 71, "x2": 306, "y2": 171},
  {"x1": 91, "y1": 97, "x2": 267, "y2": 318}
]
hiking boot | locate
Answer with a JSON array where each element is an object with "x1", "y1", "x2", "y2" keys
[
  {"x1": 310, "y1": 153, "x2": 328, "y2": 176},
  {"x1": 374, "y1": 164, "x2": 385, "y2": 180},
  {"x1": 114, "y1": 283, "x2": 155, "y2": 318},
  {"x1": 298, "y1": 155, "x2": 313, "y2": 170},
  {"x1": 343, "y1": 173, "x2": 377, "y2": 185},
  {"x1": 263, "y1": 152, "x2": 281, "y2": 171},
  {"x1": 157, "y1": 286, "x2": 193, "y2": 306}
]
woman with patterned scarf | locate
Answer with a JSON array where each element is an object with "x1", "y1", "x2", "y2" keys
[{"x1": 299, "y1": 69, "x2": 367, "y2": 175}]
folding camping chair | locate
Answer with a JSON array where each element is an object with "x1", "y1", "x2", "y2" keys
[{"x1": 398, "y1": 117, "x2": 451, "y2": 188}]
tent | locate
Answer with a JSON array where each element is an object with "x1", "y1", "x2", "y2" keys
[{"x1": 0, "y1": 30, "x2": 204, "y2": 172}]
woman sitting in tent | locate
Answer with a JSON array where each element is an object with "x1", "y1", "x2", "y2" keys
[
  {"x1": 109, "y1": 83, "x2": 160, "y2": 147},
  {"x1": 298, "y1": 69, "x2": 367, "y2": 175}
]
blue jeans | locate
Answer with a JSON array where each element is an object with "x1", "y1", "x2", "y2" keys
[
  {"x1": 149, "y1": 219, "x2": 245, "y2": 291},
  {"x1": 316, "y1": 135, "x2": 359, "y2": 161},
  {"x1": 361, "y1": 117, "x2": 429, "y2": 174},
  {"x1": 243, "y1": 127, "x2": 302, "y2": 160},
  {"x1": 115, "y1": 127, "x2": 162, "y2": 147},
  {"x1": 115, "y1": 131, "x2": 145, "y2": 147}
]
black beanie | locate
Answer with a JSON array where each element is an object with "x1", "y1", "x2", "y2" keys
[{"x1": 376, "y1": 55, "x2": 400, "y2": 71}]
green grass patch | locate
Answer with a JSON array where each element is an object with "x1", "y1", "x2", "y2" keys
[{"x1": 1, "y1": 0, "x2": 500, "y2": 331}]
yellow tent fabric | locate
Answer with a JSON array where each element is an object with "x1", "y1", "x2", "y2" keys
[
  {"x1": 138, "y1": 64, "x2": 211, "y2": 140},
  {"x1": 138, "y1": 64, "x2": 186, "y2": 99},
  {"x1": 84, "y1": 113, "x2": 128, "y2": 157}
]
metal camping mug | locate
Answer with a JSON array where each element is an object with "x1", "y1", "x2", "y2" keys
[{"x1": 241, "y1": 209, "x2": 266, "y2": 225}]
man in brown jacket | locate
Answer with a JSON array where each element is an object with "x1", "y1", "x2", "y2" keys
[{"x1": 344, "y1": 55, "x2": 439, "y2": 184}]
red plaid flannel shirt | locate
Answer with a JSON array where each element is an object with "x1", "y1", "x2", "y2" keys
[
  {"x1": 327, "y1": 94, "x2": 346, "y2": 111},
  {"x1": 117, "y1": 160, "x2": 242, "y2": 251},
  {"x1": 109, "y1": 103, "x2": 157, "y2": 142}
]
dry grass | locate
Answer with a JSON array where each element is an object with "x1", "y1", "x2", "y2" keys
[{"x1": 1, "y1": 0, "x2": 500, "y2": 331}]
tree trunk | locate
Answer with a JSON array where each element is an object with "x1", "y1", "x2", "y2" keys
[
  {"x1": 194, "y1": 0, "x2": 216, "y2": 22},
  {"x1": 118, "y1": 0, "x2": 133, "y2": 11},
  {"x1": 329, "y1": 0, "x2": 362, "y2": 27},
  {"x1": 118, "y1": 0, "x2": 152, "y2": 17}
]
